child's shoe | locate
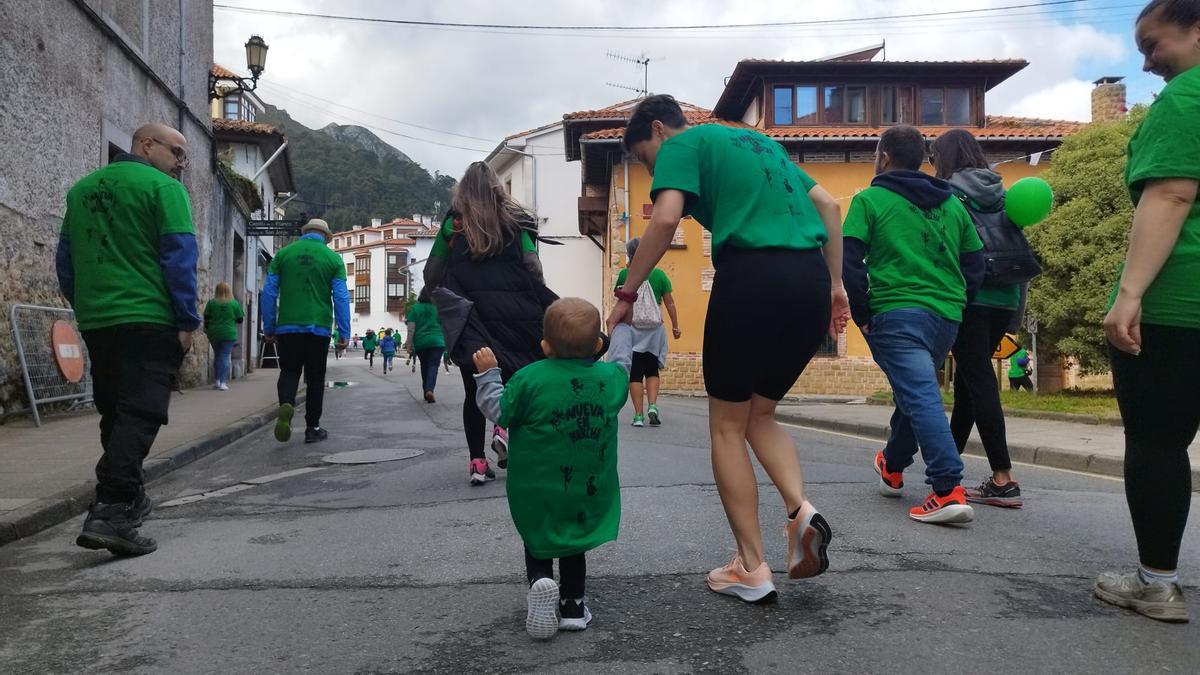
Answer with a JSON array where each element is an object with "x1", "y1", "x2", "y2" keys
[
  {"x1": 469, "y1": 458, "x2": 494, "y2": 486},
  {"x1": 526, "y1": 577, "x2": 560, "y2": 639},
  {"x1": 706, "y1": 554, "x2": 777, "y2": 603},
  {"x1": 631, "y1": 414, "x2": 645, "y2": 428},
  {"x1": 491, "y1": 426, "x2": 509, "y2": 469},
  {"x1": 910, "y1": 486, "x2": 974, "y2": 524},
  {"x1": 559, "y1": 597, "x2": 592, "y2": 631},
  {"x1": 647, "y1": 404, "x2": 661, "y2": 426}
]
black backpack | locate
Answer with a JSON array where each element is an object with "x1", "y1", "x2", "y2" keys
[{"x1": 959, "y1": 196, "x2": 1042, "y2": 286}]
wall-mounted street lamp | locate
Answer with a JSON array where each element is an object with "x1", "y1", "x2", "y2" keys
[{"x1": 209, "y1": 35, "x2": 269, "y2": 100}]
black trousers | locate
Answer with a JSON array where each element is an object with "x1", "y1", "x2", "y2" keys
[
  {"x1": 525, "y1": 547, "x2": 586, "y2": 600},
  {"x1": 949, "y1": 305, "x2": 1016, "y2": 472},
  {"x1": 277, "y1": 333, "x2": 329, "y2": 428},
  {"x1": 460, "y1": 366, "x2": 489, "y2": 460},
  {"x1": 1009, "y1": 375, "x2": 1034, "y2": 391},
  {"x1": 82, "y1": 324, "x2": 184, "y2": 504},
  {"x1": 1110, "y1": 324, "x2": 1200, "y2": 570}
]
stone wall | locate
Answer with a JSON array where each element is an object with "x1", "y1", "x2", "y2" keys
[
  {"x1": 0, "y1": 0, "x2": 223, "y2": 415},
  {"x1": 658, "y1": 352, "x2": 890, "y2": 397},
  {"x1": 1091, "y1": 81, "x2": 1127, "y2": 123}
]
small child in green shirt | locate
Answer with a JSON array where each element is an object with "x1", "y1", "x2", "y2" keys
[{"x1": 472, "y1": 297, "x2": 633, "y2": 640}]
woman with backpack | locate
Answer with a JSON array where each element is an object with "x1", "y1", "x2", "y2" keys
[
  {"x1": 424, "y1": 161, "x2": 557, "y2": 486},
  {"x1": 615, "y1": 237, "x2": 681, "y2": 427},
  {"x1": 930, "y1": 129, "x2": 1037, "y2": 509}
]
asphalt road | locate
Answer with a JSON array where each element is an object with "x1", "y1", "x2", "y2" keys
[{"x1": 1, "y1": 355, "x2": 1197, "y2": 674}]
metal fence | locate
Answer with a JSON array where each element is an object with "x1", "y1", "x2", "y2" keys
[{"x1": 10, "y1": 304, "x2": 93, "y2": 426}]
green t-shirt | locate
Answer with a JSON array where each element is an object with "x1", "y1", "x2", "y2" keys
[
  {"x1": 1008, "y1": 348, "x2": 1030, "y2": 379},
  {"x1": 974, "y1": 283, "x2": 1021, "y2": 310},
  {"x1": 429, "y1": 213, "x2": 537, "y2": 258},
  {"x1": 268, "y1": 237, "x2": 346, "y2": 330},
  {"x1": 843, "y1": 184, "x2": 985, "y2": 322},
  {"x1": 406, "y1": 301, "x2": 445, "y2": 350},
  {"x1": 1108, "y1": 64, "x2": 1200, "y2": 328},
  {"x1": 203, "y1": 299, "x2": 244, "y2": 343},
  {"x1": 648, "y1": 125, "x2": 827, "y2": 257},
  {"x1": 61, "y1": 158, "x2": 196, "y2": 330},
  {"x1": 615, "y1": 267, "x2": 672, "y2": 304},
  {"x1": 498, "y1": 358, "x2": 629, "y2": 559}
]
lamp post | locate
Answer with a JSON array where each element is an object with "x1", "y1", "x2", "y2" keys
[{"x1": 209, "y1": 35, "x2": 269, "y2": 100}]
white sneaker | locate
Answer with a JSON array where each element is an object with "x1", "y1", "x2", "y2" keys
[
  {"x1": 526, "y1": 577, "x2": 560, "y2": 639},
  {"x1": 217, "y1": 382, "x2": 229, "y2": 391},
  {"x1": 558, "y1": 599, "x2": 593, "y2": 631}
]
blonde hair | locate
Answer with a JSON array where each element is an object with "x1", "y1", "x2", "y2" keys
[
  {"x1": 543, "y1": 298, "x2": 601, "y2": 359},
  {"x1": 215, "y1": 282, "x2": 233, "y2": 301},
  {"x1": 451, "y1": 161, "x2": 531, "y2": 260}
]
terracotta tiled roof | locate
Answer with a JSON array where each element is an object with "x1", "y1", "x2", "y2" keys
[
  {"x1": 212, "y1": 117, "x2": 283, "y2": 137},
  {"x1": 738, "y1": 58, "x2": 1028, "y2": 66},
  {"x1": 564, "y1": 99, "x2": 710, "y2": 121},
  {"x1": 581, "y1": 116, "x2": 1083, "y2": 142},
  {"x1": 212, "y1": 63, "x2": 239, "y2": 79}
]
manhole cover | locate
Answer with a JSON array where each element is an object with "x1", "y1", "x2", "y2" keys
[{"x1": 322, "y1": 448, "x2": 423, "y2": 465}]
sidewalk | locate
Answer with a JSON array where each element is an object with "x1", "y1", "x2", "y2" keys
[
  {"x1": 0, "y1": 368, "x2": 299, "y2": 544},
  {"x1": 775, "y1": 400, "x2": 1200, "y2": 489}
]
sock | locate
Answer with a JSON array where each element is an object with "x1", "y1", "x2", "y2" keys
[
  {"x1": 1139, "y1": 566, "x2": 1179, "y2": 585},
  {"x1": 935, "y1": 488, "x2": 954, "y2": 498}
]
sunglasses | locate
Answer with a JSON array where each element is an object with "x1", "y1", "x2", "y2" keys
[{"x1": 148, "y1": 137, "x2": 189, "y2": 167}]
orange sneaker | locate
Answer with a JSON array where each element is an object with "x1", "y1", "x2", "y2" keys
[
  {"x1": 784, "y1": 508, "x2": 832, "y2": 579},
  {"x1": 909, "y1": 486, "x2": 974, "y2": 524},
  {"x1": 706, "y1": 554, "x2": 777, "y2": 603},
  {"x1": 873, "y1": 450, "x2": 904, "y2": 497}
]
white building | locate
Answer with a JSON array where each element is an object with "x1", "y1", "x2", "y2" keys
[
  {"x1": 329, "y1": 218, "x2": 428, "y2": 341},
  {"x1": 486, "y1": 122, "x2": 603, "y2": 309}
]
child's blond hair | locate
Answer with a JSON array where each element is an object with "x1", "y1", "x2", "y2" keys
[{"x1": 543, "y1": 298, "x2": 600, "y2": 359}]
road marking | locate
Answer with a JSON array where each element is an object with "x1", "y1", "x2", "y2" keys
[
  {"x1": 159, "y1": 467, "x2": 325, "y2": 507},
  {"x1": 780, "y1": 421, "x2": 1124, "y2": 483}
]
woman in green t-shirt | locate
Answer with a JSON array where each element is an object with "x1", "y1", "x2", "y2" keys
[
  {"x1": 1094, "y1": 0, "x2": 1200, "y2": 624},
  {"x1": 405, "y1": 286, "x2": 447, "y2": 403},
  {"x1": 203, "y1": 282, "x2": 243, "y2": 391}
]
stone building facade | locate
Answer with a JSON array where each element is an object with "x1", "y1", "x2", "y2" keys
[{"x1": 0, "y1": 0, "x2": 239, "y2": 416}]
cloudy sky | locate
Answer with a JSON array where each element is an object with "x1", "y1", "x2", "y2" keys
[{"x1": 213, "y1": 0, "x2": 1159, "y2": 177}]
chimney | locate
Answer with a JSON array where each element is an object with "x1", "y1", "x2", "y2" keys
[
  {"x1": 1092, "y1": 76, "x2": 1127, "y2": 122},
  {"x1": 371, "y1": 218, "x2": 382, "y2": 228}
]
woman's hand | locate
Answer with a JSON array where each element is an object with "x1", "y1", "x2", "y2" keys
[
  {"x1": 829, "y1": 285, "x2": 851, "y2": 339},
  {"x1": 1104, "y1": 291, "x2": 1143, "y2": 355},
  {"x1": 606, "y1": 300, "x2": 633, "y2": 334},
  {"x1": 672, "y1": 326, "x2": 682, "y2": 339},
  {"x1": 472, "y1": 347, "x2": 499, "y2": 372}
]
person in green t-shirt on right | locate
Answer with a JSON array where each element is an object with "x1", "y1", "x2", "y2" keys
[
  {"x1": 615, "y1": 237, "x2": 681, "y2": 428},
  {"x1": 405, "y1": 286, "x2": 447, "y2": 403},
  {"x1": 843, "y1": 124, "x2": 985, "y2": 525}
]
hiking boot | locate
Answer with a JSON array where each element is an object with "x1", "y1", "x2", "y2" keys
[
  {"x1": 559, "y1": 598, "x2": 593, "y2": 631},
  {"x1": 647, "y1": 404, "x2": 661, "y2": 426},
  {"x1": 469, "y1": 458, "x2": 494, "y2": 486},
  {"x1": 491, "y1": 426, "x2": 509, "y2": 469},
  {"x1": 131, "y1": 493, "x2": 153, "y2": 527},
  {"x1": 965, "y1": 477, "x2": 1023, "y2": 508},
  {"x1": 632, "y1": 415, "x2": 645, "y2": 428},
  {"x1": 274, "y1": 403, "x2": 294, "y2": 442},
  {"x1": 76, "y1": 502, "x2": 157, "y2": 556},
  {"x1": 304, "y1": 427, "x2": 328, "y2": 444},
  {"x1": 527, "y1": 577, "x2": 560, "y2": 639},
  {"x1": 873, "y1": 450, "x2": 904, "y2": 497},
  {"x1": 909, "y1": 487, "x2": 974, "y2": 524},
  {"x1": 785, "y1": 508, "x2": 832, "y2": 579},
  {"x1": 1095, "y1": 570, "x2": 1188, "y2": 623},
  {"x1": 706, "y1": 554, "x2": 777, "y2": 603}
]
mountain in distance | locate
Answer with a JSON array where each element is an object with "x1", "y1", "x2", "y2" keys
[{"x1": 258, "y1": 103, "x2": 455, "y2": 232}]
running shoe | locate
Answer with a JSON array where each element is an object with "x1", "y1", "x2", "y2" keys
[
  {"x1": 647, "y1": 404, "x2": 661, "y2": 426},
  {"x1": 784, "y1": 508, "x2": 832, "y2": 579},
  {"x1": 965, "y1": 477, "x2": 1024, "y2": 508},
  {"x1": 527, "y1": 577, "x2": 560, "y2": 639},
  {"x1": 873, "y1": 450, "x2": 904, "y2": 497},
  {"x1": 469, "y1": 458, "x2": 494, "y2": 486},
  {"x1": 1095, "y1": 570, "x2": 1189, "y2": 623},
  {"x1": 491, "y1": 426, "x2": 509, "y2": 469},
  {"x1": 909, "y1": 486, "x2": 974, "y2": 524},
  {"x1": 559, "y1": 598, "x2": 593, "y2": 631},
  {"x1": 274, "y1": 403, "x2": 294, "y2": 442},
  {"x1": 706, "y1": 554, "x2": 777, "y2": 603},
  {"x1": 632, "y1": 415, "x2": 645, "y2": 428}
]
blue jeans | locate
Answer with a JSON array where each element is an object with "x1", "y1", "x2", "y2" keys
[
  {"x1": 866, "y1": 308, "x2": 963, "y2": 494},
  {"x1": 212, "y1": 339, "x2": 236, "y2": 383},
  {"x1": 416, "y1": 348, "x2": 444, "y2": 392}
]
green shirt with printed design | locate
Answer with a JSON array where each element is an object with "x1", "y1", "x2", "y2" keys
[
  {"x1": 268, "y1": 237, "x2": 346, "y2": 330},
  {"x1": 649, "y1": 125, "x2": 826, "y2": 257},
  {"x1": 843, "y1": 185, "x2": 985, "y2": 322},
  {"x1": 203, "y1": 299, "x2": 244, "y2": 343}
]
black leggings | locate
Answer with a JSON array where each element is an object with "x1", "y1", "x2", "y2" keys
[
  {"x1": 461, "y1": 366, "x2": 511, "y2": 460},
  {"x1": 525, "y1": 547, "x2": 586, "y2": 600},
  {"x1": 276, "y1": 333, "x2": 329, "y2": 428},
  {"x1": 949, "y1": 304, "x2": 1016, "y2": 472},
  {"x1": 1110, "y1": 324, "x2": 1199, "y2": 571}
]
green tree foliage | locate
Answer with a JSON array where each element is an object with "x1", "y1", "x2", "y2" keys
[
  {"x1": 259, "y1": 104, "x2": 456, "y2": 231},
  {"x1": 1026, "y1": 106, "x2": 1146, "y2": 372}
]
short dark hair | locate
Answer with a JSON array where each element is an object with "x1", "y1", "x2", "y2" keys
[
  {"x1": 624, "y1": 94, "x2": 688, "y2": 152},
  {"x1": 929, "y1": 129, "x2": 989, "y2": 180},
  {"x1": 1138, "y1": 0, "x2": 1200, "y2": 25},
  {"x1": 878, "y1": 125, "x2": 927, "y2": 172}
]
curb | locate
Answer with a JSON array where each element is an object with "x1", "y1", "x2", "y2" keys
[
  {"x1": 0, "y1": 394, "x2": 304, "y2": 547},
  {"x1": 864, "y1": 396, "x2": 1123, "y2": 427},
  {"x1": 775, "y1": 410, "x2": 1200, "y2": 491}
]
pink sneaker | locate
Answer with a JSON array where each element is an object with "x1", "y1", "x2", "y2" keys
[
  {"x1": 491, "y1": 426, "x2": 509, "y2": 469},
  {"x1": 469, "y1": 458, "x2": 494, "y2": 486},
  {"x1": 706, "y1": 554, "x2": 777, "y2": 603}
]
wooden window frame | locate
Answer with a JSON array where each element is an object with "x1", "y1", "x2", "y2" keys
[
  {"x1": 766, "y1": 82, "x2": 868, "y2": 127},
  {"x1": 918, "y1": 85, "x2": 975, "y2": 126},
  {"x1": 878, "y1": 85, "x2": 917, "y2": 126}
]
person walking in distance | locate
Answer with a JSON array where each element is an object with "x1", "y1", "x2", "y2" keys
[
  {"x1": 379, "y1": 328, "x2": 397, "y2": 374},
  {"x1": 203, "y1": 282, "x2": 243, "y2": 391},
  {"x1": 1007, "y1": 347, "x2": 1034, "y2": 391},
  {"x1": 57, "y1": 123, "x2": 200, "y2": 556},
  {"x1": 405, "y1": 286, "x2": 447, "y2": 402},
  {"x1": 616, "y1": 237, "x2": 681, "y2": 427},
  {"x1": 363, "y1": 328, "x2": 378, "y2": 368},
  {"x1": 1094, "y1": 0, "x2": 1200, "y2": 624},
  {"x1": 262, "y1": 218, "x2": 351, "y2": 444}
]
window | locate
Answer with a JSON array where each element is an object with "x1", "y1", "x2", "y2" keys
[
  {"x1": 881, "y1": 86, "x2": 914, "y2": 125},
  {"x1": 773, "y1": 86, "x2": 792, "y2": 125},
  {"x1": 845, "y1": 86, "x2": 866, "y2": 124},
  {"x1": 388, "y1": 254, "x2": 398, "y2": 265},
  {"x1": 333, "y1": 240, "x2": 339, "y2": 249},
  {"x1": 384, "y1": 230, "x2": 393, "y2": 240},
  {"x1": 946, "y1": 88, "x2": 971, "y2": 125},
  {"x1": 794, "y1": 86, "x2": 818, "y2": 124},
  {"x1": 920, "y1": 88, "x2": 945, "y2": 125},
  {"x1": 388, "y1": 283, "x2": 404, "y2": 298},
  {"x1": 346, "y1": 263, "x2": 354, "y2": 276},
  {"x1": 223, "y1": 97, "x2": 239, "y2": 120},
  {"x1": 354, "y1": 256, "x2": 370, "y2": 275},
  {"x1": 358, "y1": 235, "x2": 365, "y2": 245},
  {"x1": 354, "y1": 285, "x2": 370, "y2": 303},
  {"x1": 823, "y1": 86, "x2": 843, "y2": 124},
  {"x1": 243, "y1": 105, "x2": 256, "y2": 123}
]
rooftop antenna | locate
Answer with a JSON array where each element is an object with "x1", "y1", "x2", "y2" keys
[{"x1": 606, "y1": 51, "x2": 661, "y2": 98}]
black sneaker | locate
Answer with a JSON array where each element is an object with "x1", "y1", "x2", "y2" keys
[
  {"x1": 965, "y1": 477, "x2": 1023, "y2": 508},
  {"x1": 304, "y1": 427, "x2": 329, "y2": 444},
  {"x1": 559, "y1": 598, "x2": 593, "y2": 631},
  {"x1": 76, "y1": 502, "x2": 157, "y2": 556}
]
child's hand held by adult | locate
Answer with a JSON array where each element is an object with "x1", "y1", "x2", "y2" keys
[{"x1": 473, "y1": 347, "x2": 499, "y2": 372}]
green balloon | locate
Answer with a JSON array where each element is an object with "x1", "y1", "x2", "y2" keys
[{"x1": 1005, "y1": 177, "x2": 1054, "y2": 227}]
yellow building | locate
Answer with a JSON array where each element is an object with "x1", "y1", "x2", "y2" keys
[{"x1": 565, "y1": 49, "x2": 1085, "y2": 396}]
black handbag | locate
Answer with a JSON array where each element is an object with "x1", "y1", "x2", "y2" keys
[{"x1": 960, "y1": 196, "x2": 1042, "y2": 286}]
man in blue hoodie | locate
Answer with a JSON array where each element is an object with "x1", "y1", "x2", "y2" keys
[{"x1": 843, "y1": 125, "x2": 985, "y2": 525}]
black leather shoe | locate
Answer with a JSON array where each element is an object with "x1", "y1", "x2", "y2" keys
[{"x1": 76, "y1": 502, "x2": 157, "y2": 556}]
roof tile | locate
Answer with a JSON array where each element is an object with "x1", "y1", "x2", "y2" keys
[{"x1": 212, "y1": 117, "x2": 284, "y2": 137}]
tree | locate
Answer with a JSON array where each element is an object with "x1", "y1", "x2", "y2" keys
[{"x1": 1026, "y1": 106, "x2": 1146, "y2": 373}]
